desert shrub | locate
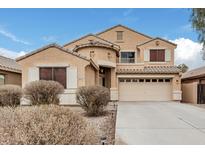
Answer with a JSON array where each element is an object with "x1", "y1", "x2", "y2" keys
[
  {"x1": 76, "y1": 86, "x2": 110, "y2": 116},
  {"x1": 0, "y1": 105, "x2": 99, "y2": 145},
  {"x1": 0, "y1": 85, "x2": 22, "y2": 107},
  {"x1": 24, "y1": 80, "x2": 64, "y2": 105}
]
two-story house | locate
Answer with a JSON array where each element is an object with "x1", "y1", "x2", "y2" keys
[{"x1": 16, "y1": 25, "x2": 182, "y2": 105}]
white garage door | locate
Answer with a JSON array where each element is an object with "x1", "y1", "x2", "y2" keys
[{"x1": 119, "y1": 78, "x2": 172, "y2": 101}]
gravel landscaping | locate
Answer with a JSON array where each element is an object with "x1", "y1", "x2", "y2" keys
[{"x1": 69, "y1": 102, "x2": 117, "y2": 145}]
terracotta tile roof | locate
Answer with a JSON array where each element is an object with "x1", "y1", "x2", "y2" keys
[
  {"x1": 73, "y1": 40, "x2": 120, "y2": 56},
  {"x1": 182, "y1": 66, "x2": 205, "y2": 80},
  {"x1": 0, "y1": 55, "x2": 21, "y2": 73},
  {"x1": 117, "y1": 66, "x2": 181, "y2": 74},
  {"x1": 63, "y1": 33, "x2": 120, "y2": 48}
]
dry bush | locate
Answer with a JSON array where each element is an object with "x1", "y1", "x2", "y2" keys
[
  {"x1": 76, "y1": 86, "x2": 110, "y2": 116},
  {"x1": 0, "y1": 85, "x2": 22, "y2": 107},
  {"x1": 0, "y1": 105, "x2": 99, "y2": 145},
  {"x1": 24, "y1": 80, "x2": 64, "y2": 105}
]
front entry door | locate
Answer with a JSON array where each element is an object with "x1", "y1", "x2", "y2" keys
[
  {"x1": 99, "y1": 66, "x2": 111, "y2": 88},
  {"x1": 99, "y1": 75, "x2": 105, "y2": 87}
]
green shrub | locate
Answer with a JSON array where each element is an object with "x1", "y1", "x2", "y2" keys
[
  {"x1": 76, "y1": 86, "x2": 110, "y2": 116},
  {"x1": 24, "y1": 80, "x2": 64, "y2": 105},
  {"x1": 0, "y1": 85, "x2": 22, "y2": 107},
  {"x1": 0, "y1": 105, "x2": 99, "y2": 144}
]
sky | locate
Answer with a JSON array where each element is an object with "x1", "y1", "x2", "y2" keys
[{"x1": 0, "y1": 8, "x2": 204, "y2": 69}]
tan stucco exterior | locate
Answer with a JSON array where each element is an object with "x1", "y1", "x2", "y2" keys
[
  {"x1": 137, "y1": 38, "x2": 176, "y2": 66},
  {"x1": 182, "y1": 78, "x2": 205, "y2": 104},
  {"x1": 0, "y1": 70, "x2": 21, "y2": 86},
  {"x1": 17, "y1": 46, "x2": 94, "y2": 88},
  {"x1": 17, "y1": 25, "x2": 181, "y2": 104},
  {"x1": 77, "y1": 46, "x2": 117, "y2": 64},
  {"x1": 97, "y1": 25, "x2": 151, "y2": 50},
  {"x1": 182, "y1": 81, "x2": 198, "y2": 104}
]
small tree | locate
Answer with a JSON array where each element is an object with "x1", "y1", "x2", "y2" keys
[
  {"x1": 177, "y1": 64, "x2": 189, "y2": 73},
  {"x1": 190, "y1": 8, "x2": 205, "y2": 59},
  {"x1": 76, "y1": 86, "x2": 110, "y2": 116}
]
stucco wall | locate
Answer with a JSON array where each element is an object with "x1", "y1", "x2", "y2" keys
[
  {"x1": 85, "y1": 65, "x2": 96, "y2": 86},
  {"x1": 97, "y1": 26, "x2": 176, "y2": 67},
  {"x1": 17, "y1": 47, "x2": 91, "y2": 87},
  {"x1": 0, "y1": 70, "x2": 21, "y2": 86},
  {"x1": 182, "y1": 81, "x2": 198, "y2": 104},
  {"x1": 77, "y1": 47, "x2": 117, "y2": 64},
  {"x1": 97, "y1": 26, "x2": 151, "y2": 50},
  {"x1": 137, "y1": 39, "x2": 176, "y2": 66}
]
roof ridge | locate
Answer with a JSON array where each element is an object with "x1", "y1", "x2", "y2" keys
[
  {"x1": 137, "y1": 37, "x2": 177, "y2": 47},
  {"x1": 63, "y1": 33, "x2": 119, "y2": 48},
  {"x1": 96, "y1": 24, "x2": 153, "y2": 39},
  {"x1": 63, "y1": 33, "x2": 93, "y2": 47}
]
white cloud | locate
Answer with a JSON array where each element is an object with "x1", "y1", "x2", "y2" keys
[
  {"x1": 0, "y1": 47, "x2": 26, "y2": 59},
  {"x1": 0, "y1": 28, "x2": 31, "y2": 45},
  {"x1": 170, "y1": 38, "x2": 205, "y2": 70}
]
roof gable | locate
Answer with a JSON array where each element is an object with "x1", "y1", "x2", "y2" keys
[
  {"x1": 137, "y1": 37, "x2": 177, "y2": 47},
  {"x1": 96, "y1": 24, "x2": 153, "y2": 39},
  {"x1": 63, "y1": 34, "x2": 120, "y2": 48},
  {"x1": 16, "y1": 43, "x2": 89, "y2": 62}
]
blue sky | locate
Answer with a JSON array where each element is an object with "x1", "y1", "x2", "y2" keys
[{"x1": 0, "y1": 8, "x2": 204, "y2": 69}]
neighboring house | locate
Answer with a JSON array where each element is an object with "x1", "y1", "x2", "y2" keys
[
  {"x1": 16, "y1": 25, "x2": 182, "y2": 105},
  {"x1": 0, "y1": 55, "x2": 21, "y2": 86},
  {"x1": 182, "y1": 66, "x2": 205, "y2": 104}
]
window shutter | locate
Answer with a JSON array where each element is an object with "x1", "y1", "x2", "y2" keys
[
  {"x1": 67, "y1": 67, "x2": 77, "y2": 89},
  {"x1": 165, "y1": 49, "x2": 171, "y2": 61},
  {"x1": 28, "y1": 67, "x2": 39, "y2": 82},
  {"x1": 144, "y1": 50, "x2": 150, "y2": 61}
]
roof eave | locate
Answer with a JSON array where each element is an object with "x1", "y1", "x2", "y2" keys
[
  {"x1": 16, "y1": 43, "x2": 90, "y2": 62},
  {"x1": 137, "y1": 37, "x2": 177, "y2": 48}
]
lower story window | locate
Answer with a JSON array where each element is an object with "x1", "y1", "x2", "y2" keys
[
  {"x1": 39, "y1": 67, "x2": 66, "y2": 88},
  {"x1": 0, "y1": 74, "x2": 5, "y2": 85}
]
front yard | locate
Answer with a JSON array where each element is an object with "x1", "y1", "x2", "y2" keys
[
  {"x1": 0, "y1": 103, "x2": 117, "y2": 145},
  {"x1": 69, "y1": 103, "x2": 117, "y2": 144},
  {"x1": 0, "y1": 82, "x2": 117, "y2": 145}
]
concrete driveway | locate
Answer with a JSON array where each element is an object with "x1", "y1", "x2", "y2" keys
[{"x1": 116, "y1": 102, "x2": 205, "y2": 145}]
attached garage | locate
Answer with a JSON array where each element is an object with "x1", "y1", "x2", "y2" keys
[{"x1": 119, "y1": 78, "x2": 172, "y2": 102}]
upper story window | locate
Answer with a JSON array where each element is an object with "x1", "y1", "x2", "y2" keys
[
  {"x1": 150, "y1": 49, "x2": 165, "y2": 62},
  {"x1": 39, "y1": 67, "x2": 66, "y2": 88},
  {"x1": 116, "y1": 31, "x2": 123, "y2": 40},
  {"x1": 0, "y1": 74, "x2": 5, "y2": 85},
  {"x1": 120, "y1": 52, "x2": 135, "y2": 63}
]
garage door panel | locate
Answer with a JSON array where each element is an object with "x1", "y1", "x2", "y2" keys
[{"x1": 119, "y1": 79, "x2": 172, "y2": 101}]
